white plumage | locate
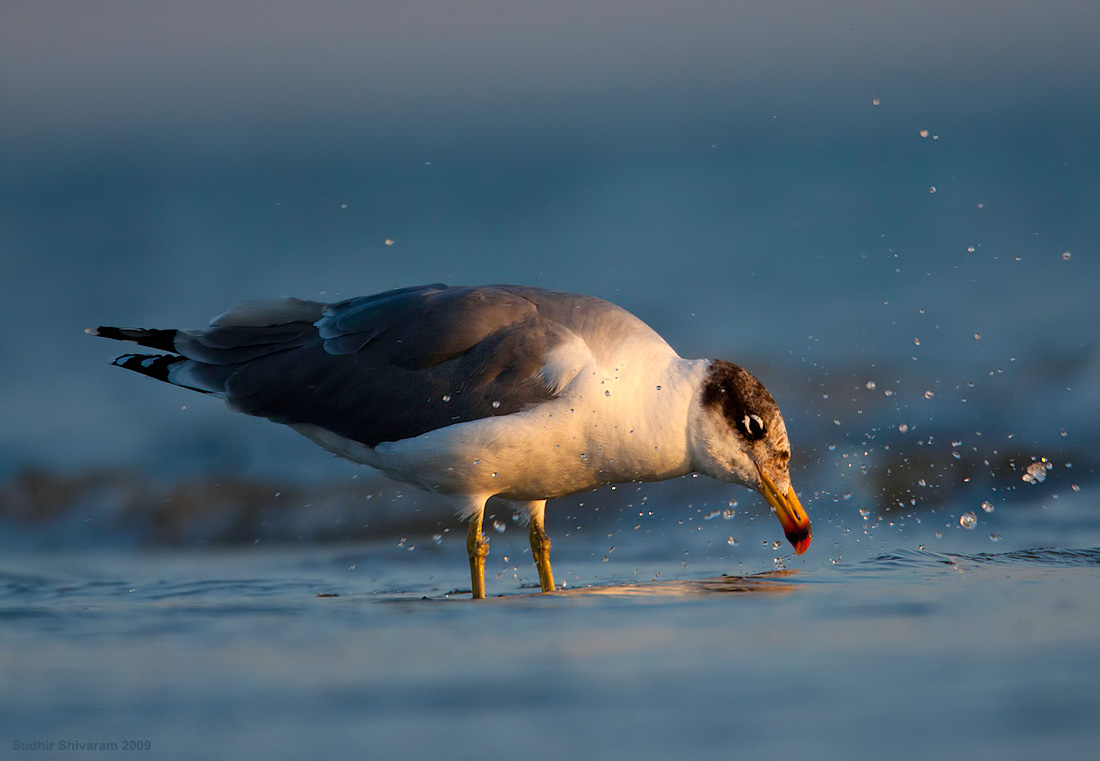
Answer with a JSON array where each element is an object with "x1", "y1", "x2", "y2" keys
[{"x1": 92, "y1": 284, "x2": 811, "y2": 598}]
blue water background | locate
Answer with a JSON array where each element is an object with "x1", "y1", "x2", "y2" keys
[{"x1": 1, "y1": 2, "x2": 1099, "y2": 759}]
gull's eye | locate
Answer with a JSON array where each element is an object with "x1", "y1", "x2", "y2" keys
[{"x1": 741, "y1": 413, "x2": 766, "y2": 440}]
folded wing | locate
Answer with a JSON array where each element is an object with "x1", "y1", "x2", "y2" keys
[{"x1": 96, "y1": 284, "x2": 603, "y2": 447}]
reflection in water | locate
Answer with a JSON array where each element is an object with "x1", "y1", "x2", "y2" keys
[{"x1": 490, "y1": 570, "x2": 801, "y2": 600}]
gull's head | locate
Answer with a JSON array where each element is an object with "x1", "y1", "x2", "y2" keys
[{"x1": 689, "y1": 360, "x2": 812, "y2": 555}]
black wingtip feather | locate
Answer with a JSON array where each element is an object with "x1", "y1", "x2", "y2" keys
[
  {"x1": 110, "y1": 353, "x2": 217, "y2": 396},
  {"x1": 90, "y1": 326, "x2": 179, "y2": 352},
  {"x1": 111, "y1": 353, "x2": 185, "y2": 383}
]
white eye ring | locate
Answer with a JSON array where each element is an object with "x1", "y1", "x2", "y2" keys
[{"x1": 743, "y1": 414, "x2": 765, "y2": 436}]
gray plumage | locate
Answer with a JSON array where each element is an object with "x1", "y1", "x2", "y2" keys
[{"x1": 94, "y1": 284, "x2": 659, "y2": 448}]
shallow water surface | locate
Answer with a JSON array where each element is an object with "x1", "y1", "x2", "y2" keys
[
  {"x1": 4, "y1": 498, "x2": 1100, "y2": 761},
  {"x1": 3, "y1": 5, "x2": 1098, "y2": 759}
]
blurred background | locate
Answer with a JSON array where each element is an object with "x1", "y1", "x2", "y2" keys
[{"x1": 1, "y1": 0, "x2": 1097, "y2": 547}]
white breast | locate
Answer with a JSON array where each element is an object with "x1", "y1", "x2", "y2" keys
[{"x1": 351, "y1": 340, "x2": 708, "y2": 501}]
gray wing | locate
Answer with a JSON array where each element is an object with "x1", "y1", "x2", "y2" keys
[{"x1": 139, "y1": 285, "x2": 609, "y2": 447}]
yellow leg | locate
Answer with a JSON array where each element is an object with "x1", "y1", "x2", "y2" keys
[
  {"x1": 466, "y1": 511, "x2": 489, "y2": 599},
  {"x1": 528, "y1": 507, "x2": 555, "y2": 593}
]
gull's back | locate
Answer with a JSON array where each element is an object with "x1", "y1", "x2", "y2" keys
[{"x1": 102, "y1": 284, "x2": 676, "y2": 452}]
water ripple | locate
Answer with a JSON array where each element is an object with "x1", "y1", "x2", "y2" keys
[
  {"x1": 866, "y1": 546, "x2": 1100, "y2": 569},
  {"x1": 951, "y1": 547, "x2": 1100, "y2": 567}
]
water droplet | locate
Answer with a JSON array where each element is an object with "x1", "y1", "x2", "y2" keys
[
  {"x1": 929, "y1": 186, "x2": 937, "y2": 194},
  {"x1": 1022, "y1": 458, "x2": 1051, "y2": 484},
  {"x1": 843, "y1": 492, "x2": 852, "y2": 501},
  {"x1": 898, "y1": 423, "x2": 909, "y2": 433},
  {"x1": 865, "y1": 380, "x2": 876, "y2": 390},
  {"x1": 491, "y1": 472, "x2": 498, "y2": 478},
  {"x1": 859, "y1": 508, "x2": 871, "y2": 520},
  {"x1": 432, "y1": 534, "x2": 443, "y2": 544},
  {"x1": 914, "y1": 337, "x2": 920, "y2": 346},
  {"x1": 959, "y1": 511, "x2": 977, "y2": 529},
  {"x1": 723, "y1": 509, "x2": 736, "y2": 520},
  {"x1": 442, "y1": 394, "x2": 451, "y2": 402},
  {"x1": 772, "y1": 541, "x2": 782, "y2": 550},
  {"x1": 872, "y1": 97, "x2": 881, "y2": 106},
  {"x1": 924, "y1": 390, "x2": 934, "y2": 399},
  {"x1": 828, "y1": 443, "x2": 837, "y2": 451},
  {"x1": 492, "y1": 519, "x2": 506, "y2": 533},
  {"x1": 491, "y1": 400, "x2": 501, "y2": 409},
  {"x1": 989, "y1": 533, "x2": 1000, "y2": 542},
  {"x1": 981, "y1": 501, "x2": 995, "y2": 513},
  {"x1": 604, "y1": 390, "x2": 611, "y2": 397},
  {"x1": 384, "y1": 238, "x2": 394, "y2": 246},
  {"x1": 704, "y1": 510, "x2": 722, "y2": 520},
  {"x1": 655, "y1": 385, "x2": 662, "y2": 391},
  {"x1": 967, "y1": 246, "x2": 976, "y2": 253},
  {"x1": 1062, "y1": 251, "x2": 1071, "y2": 261},
  {"x1": 919, "y1": 128, "x2": 929, "y2": 138},
  {"x1": 726, "y1": 537, "x2": 738, "y2": 546}
]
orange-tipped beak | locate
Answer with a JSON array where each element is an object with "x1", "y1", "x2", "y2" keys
[{"x1": 757, "y1": 467, "x2": 812, "y2": 555}]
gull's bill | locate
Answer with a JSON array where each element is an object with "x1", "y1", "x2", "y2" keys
[{"x1": 757, "y1": 466, "x2": 812, "y2": 555}]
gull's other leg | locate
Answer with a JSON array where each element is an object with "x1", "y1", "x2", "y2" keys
[
  {"x1": 464, "y1": 501, "x2": 490, "y2": 599},
  {"x1": 524, "y1": 500, "x2": 555, "y2": 593}
]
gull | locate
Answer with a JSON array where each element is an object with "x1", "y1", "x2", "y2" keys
[{"x1": 90, "y1": 284, "x2": 811, "y2": 598}]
